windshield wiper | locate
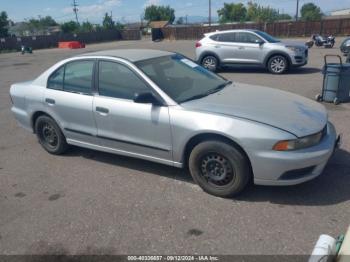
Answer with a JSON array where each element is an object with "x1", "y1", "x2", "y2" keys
[{"x1": 180, "y1": 81, "x2": 232, "y2": 103}]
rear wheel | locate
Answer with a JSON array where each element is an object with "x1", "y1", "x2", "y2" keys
[
  {"x1": 189, "y1": 140, "x2": 251, "y2": 197},
  {"x1": 201, "y1": 55, "x2": 219, "y2": 72},
  {"x1": 267, "y1": 55, "x2": 288, "y2": 74},
  {"x1": 34, "y1": 115, "x2": 68, "y2": 155}
]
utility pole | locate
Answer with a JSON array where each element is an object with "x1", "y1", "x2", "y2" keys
[
  {"x1": 72, "y1": 0, "x2": 79, "y2": 24},
  {"x1": 295, "y1": 0, "x2": 299, "y2": 21},
  {"x1": 209, "y1": 0, "x2": 212, "y2": 26}
]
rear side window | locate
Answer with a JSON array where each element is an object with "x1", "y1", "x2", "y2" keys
[
  {"x1": 47, "y1": 60, "x2": 94, "y2": 94},
  {"x1": 235, "y1": 32, "x2": 261, "y2": 43},
  {"x1": 47, "y1": 66, "x2": 64, "y2": 90},
  {"x1": 64, "y1": 61, "x2": 94, "y2": 94},
  {"x1": 217, "y1": 33, "x2": 236, "y2": 42},
  {"x1": 98, "y1": 61, "x2": 148, "y2": 100}
]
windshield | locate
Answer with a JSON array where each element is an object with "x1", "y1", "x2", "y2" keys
[
  {"x1": 135, "y1": 54, "x2": 230, "y2": 103},
  {"x1": 254, "y1": 31, "x2": 280, "y2": 43}
]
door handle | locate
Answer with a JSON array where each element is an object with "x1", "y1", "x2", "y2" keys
[
  {"x1": 96, "y1": 106, "x2": 109, "y2": 114},
  {"x1": 238, "y1": 46, "x2": 245, "y2": 50},
  {"x1": 45, "y1": 98, "x2": 55, "y2": 105},
  {"x1": 214, "y1": 45, "x2": 221, "y2": 48}
]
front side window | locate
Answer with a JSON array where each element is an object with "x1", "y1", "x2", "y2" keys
[
  {"x1": 64, "y1": 61, "x2": 94, "y2": 94},
  {"x1": 98, "y1": 61, "x2": 149, "y2": 100},
  {"x1": 136, "y1": 54, "x2": 229, "y2": 103}
]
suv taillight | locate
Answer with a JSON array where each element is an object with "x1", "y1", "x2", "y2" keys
[{"x1": 195, "y1": 41, "x2": 202, "y2": 48}]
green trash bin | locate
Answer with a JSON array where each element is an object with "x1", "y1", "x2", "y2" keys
[{"x1": 317, "y1": 55, "x2": 350, "y2": 104}]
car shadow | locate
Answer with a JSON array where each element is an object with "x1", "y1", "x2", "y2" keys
[
  {"x1": 64, "y1": 146, "x2": 350, "y2": 206},
  {"x1": 219, "y1": 66, "x2": 321, "y2": 75}
]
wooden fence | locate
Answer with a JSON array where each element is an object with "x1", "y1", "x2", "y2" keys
[
  {"x1": 0, "y1": 29, "x2": 141, "y2": 51},
  {"x1": 161, "y1": 18, "x2": 350, "y2": 40}
]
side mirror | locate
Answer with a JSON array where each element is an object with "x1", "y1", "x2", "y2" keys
[
  {"x1": 133, "y1": 92, "x2": 162, "y2": 106},
  {"x1": 255, "y1": 39, "x2": 264, "y2": 45}
]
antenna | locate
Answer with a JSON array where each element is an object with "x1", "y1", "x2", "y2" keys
[{"x1": 72, "y1": 0, "x2": 79, "y2": 23}]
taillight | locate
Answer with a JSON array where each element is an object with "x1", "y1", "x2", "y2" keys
[{"x1": 195, "y1": 41, "x2": 202, "y2": 48}]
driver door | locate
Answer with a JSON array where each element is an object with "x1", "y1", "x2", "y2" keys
[{"x1": 93, "y1": 60, "x2": 173, "y2": 163}]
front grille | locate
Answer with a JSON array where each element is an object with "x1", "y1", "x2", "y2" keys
[{"x1": 279, "y1": 166, "x2": 316, "y2": 180}]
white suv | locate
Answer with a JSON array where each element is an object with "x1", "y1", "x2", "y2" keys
[{"x1": 195, "y1": 29, "x2": 308, "y2": 74}]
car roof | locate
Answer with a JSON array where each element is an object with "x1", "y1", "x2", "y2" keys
[
  {"x1": 205, "y1": 29, "x2": 259, "y2": 36},
  {"x1": 78, "y1": 49, "x2": 175, "y2": 62}
]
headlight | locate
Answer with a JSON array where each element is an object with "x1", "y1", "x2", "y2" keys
[
  {"x1": 286, "y1": 46, "x2": 304, "y2": 53},
  {"x1": 273, "y1": 128, "x2": 326, "y2": 151}
]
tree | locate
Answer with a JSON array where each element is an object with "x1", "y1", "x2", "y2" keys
[
  {"x1": 102, "y1": 12, "x2": 115, "y2": 29},
  {"x1": 80, "y1": 21, "x2": 94, "y2": 33},
  {"x1": 0, "y1": 11, "x2": 9, "y2": 37},
  {"x1": 246, "y1": 2, "x2": 279, "y2": 23},
  {"x1": 144, "y1": 5, "x2": 175, "y2": 24},
  {"x1": 176, "y1": 17, "x2": 184, "y2": 25},
  {"x1": 61, "y1": 21, "x2": 80, "y2": 33},
  {"x1": 115, "y1": 22, "x2": 125, "y2": 30},
  {"x1": 217, "y1": 3, "x2": 247, "y2": 23},
  {"x1": 278, "y1": 13, "x2": 292, "y2": 20},
  {"x1": 26, "y1": 16, "x2": 58, "y2": 35},
  {"x1": 300, "y1": 3, "x2": 322, "y2": 21}
]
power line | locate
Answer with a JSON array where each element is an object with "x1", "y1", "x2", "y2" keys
[{"x1": 72, "y1": 0, "x2": 79, "y2": 23}]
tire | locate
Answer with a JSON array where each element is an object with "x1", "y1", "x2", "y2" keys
[
  {"x1": 34, "y1": 115, "x2": 68, "y2": 155},
  {"x1": 188, "y1": 140, "x2": 251, "y2": 197},
  {"x1": 201, "y1": 55, "x2": 219, "y2": 72},
  {"x1": 267, "y1": 55, "x2": 288, "y2": 74},
  {"x1": 315, "y1": 94, "x2": 323, "y2": 102}
]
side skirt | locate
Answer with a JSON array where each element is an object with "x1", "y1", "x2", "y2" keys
[{"x1": 66, "y1": 138, "x2": 183, "y2": 168}]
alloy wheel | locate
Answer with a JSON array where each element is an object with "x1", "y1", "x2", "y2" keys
[{"x1": 270, "y1": 57, "x2": 286, "y2": 73}]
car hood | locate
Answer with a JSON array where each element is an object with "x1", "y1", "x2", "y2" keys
[
  {"x1": 275, "y1": 40, "x2": 307, "y2": 49},
  {"x1": 181, "y1": 83, "x2": 328, "y2": 137}
]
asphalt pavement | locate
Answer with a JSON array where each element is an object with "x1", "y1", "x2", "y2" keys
[{"x1": 0, "y1": 37, "x2": 349, "y2": 255}]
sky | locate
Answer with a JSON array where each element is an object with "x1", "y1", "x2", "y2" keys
[{"x1": 1, "y1": 0, "x2": 350, "y2": 24}]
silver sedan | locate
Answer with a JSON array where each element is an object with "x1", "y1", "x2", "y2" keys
[{"x1": 9, "y1": 49, "x2": 340, "y2": 197}]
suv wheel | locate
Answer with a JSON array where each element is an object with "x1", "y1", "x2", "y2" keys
[
  {"x1": 267, "y1": 55, "x2": 288, "y2": 74},
  {"x1": 189, "y1": 140, "x2": 251, "y2": 197},
  {"x1": 202, "y1": 55, "x2": 219, "y2": 72},
  {"x1": 35, "y1": 115, "x2": 68, "y2": 155}
]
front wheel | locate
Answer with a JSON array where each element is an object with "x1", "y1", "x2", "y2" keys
[
  {"x1": 201, "y1": 55, "x2": 219, "y2": 72},
  {"x1": 189, "y1": 141, "x2": 251, "y2": 197},
  {"x1": 267, "y1": 55, "x2": 288, "y2": 74},
  {"x1": 34, "y1": 115, "x2": 68, "y2": 155}
]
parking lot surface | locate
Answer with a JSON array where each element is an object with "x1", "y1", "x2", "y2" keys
[{"x1": 0, "y1": 38, "x2": 349, "y2": 255}]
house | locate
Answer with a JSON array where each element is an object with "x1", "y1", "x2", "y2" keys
[
  {"x1": 330, "y1": 8, "x2": 350, "y2": 16},
  {"x1": 145, "y1": 20, "x2": 169, "y2": 34}
]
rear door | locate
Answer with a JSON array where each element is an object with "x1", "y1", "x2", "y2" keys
[
  {"x1": 93, "y1": 60, "x2": 173, "y2": 162},
  {"x1": 44, "y1": 59, "x2": 97, "y2": 144},
  {"x1": 212, "y1": 32, "x2": 240, "y2": 63}
]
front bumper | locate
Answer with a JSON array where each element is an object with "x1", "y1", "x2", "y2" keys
[{"x1": 252, "y1": 122, "x2": 339, "y2": 186}]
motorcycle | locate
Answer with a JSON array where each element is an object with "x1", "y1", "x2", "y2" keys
[{"x1": 309, "y1": 34, "x2": 335, "y2": 48}]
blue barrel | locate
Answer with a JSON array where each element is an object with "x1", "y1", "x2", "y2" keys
[
  {"x1": 322, "y1": 63, "x2": 341, "y2": 102},
  {"x1": 321, "y1": 55, "x2": 350, "y2": 103}
]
